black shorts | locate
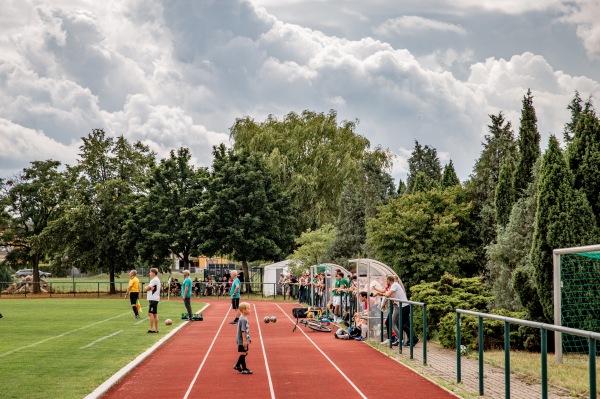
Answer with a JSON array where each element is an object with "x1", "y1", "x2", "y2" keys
[
  {"x1": 238, "y1": 344, "x2": 249, "y2": 353},
  {"x1": 148, "y1": 300, "x2": 159, "y2": 315},
  {"x1": 129, "y1": 292, "x2": 139, "y2": 305},
  {"x1": 231, "y1": 298, "x2": 240, "y2": 310}
]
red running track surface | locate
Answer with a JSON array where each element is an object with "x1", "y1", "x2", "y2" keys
[{"x1": 101, "y1": 300, "x2": 457, "y2": 399}]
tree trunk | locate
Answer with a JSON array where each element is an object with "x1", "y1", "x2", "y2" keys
[
  {"x1": 32, "y1": 253, "x2": 40, "y2": 294},
  {"x1": 109, "y1": 268, "x2": 116, "y2": 294}
]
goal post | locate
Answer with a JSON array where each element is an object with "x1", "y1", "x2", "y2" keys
[{"x1": 553, "y1": 243, "x2": 600, "y2": 363}]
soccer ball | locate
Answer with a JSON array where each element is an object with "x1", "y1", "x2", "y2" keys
[
  {"x1": 263, "y1": 316, "x2": 270, "y2": 323},
  {"x1": 165, "y1": 319, "x2": 173, "y2": 325},
  {"x1": 269, "y1": 316, "x2": 277, "y2": 323},
  {"x1": 460, "y1": 344, "x2": 467, "y2": 356}
]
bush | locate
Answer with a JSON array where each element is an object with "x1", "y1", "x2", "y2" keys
[
  {"x1": 438, "y1": 308, "x2": 527, "y2": 350},
  {"x1": 410, "y1": 273, "x2": 493, "y2": 340},
  {"x1": 0, "y1": 264, "x2": 14, "y2": 291}
]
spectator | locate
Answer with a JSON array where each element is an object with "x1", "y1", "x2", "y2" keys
[
  {"x1": 298, "y1": 271, "x2": 309, "y2": 304},
  {"x1": 238, "y1": 268, "x2": 245, "y2": 293},
  {"x1": 144, "y1": 268, "x2": 161, "y2": 333},
  {"x1": 290, "y1": 273, "x2": 298, "y2": 300},
  {"x1": 278, "y1": 272, "x2": 286, "y2": 297},
  {"x1": 193, "y1": 277, "x2": 201, "y2": 297},
  {"x1": 379, "y1": 275, "x2": 418, "y2": 347},
  {"x1": 331, "y1": 270, "x2": 349, "y2": 322}
]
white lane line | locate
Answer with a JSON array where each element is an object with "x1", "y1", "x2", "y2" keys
[
  {"x1": 0, "y1": 312, "x2": 130, "y2": 358},
  {"x1": 80, "y1": 330, "x2": 124, "y2": 349},
  {"x1": 254, "y1": 304, "x2": 276, "y2": 399},
  {"x1": 182, "y1": 305, "x2": 232, "y2": 399},
  {"x1": 85, "y1": 303, "x2": 211, "y2": 399},
  {"x1": 135, "y1": 317, "x2": 149, "y2": 325},
  {"x1": 276, "y1": 304, "x2": 368, "y2": 399}
]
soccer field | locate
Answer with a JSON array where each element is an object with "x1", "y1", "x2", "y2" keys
[{"x1": 0, "y1": 298, "x2": 204, "y2": 399}]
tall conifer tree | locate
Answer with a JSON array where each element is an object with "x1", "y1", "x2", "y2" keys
[
  {"x1": 530, "y1": 136, "x2": 596, "y2": 321},
  {"x1": 513, "y1": 89, "x2": 541, "y2": 198}
]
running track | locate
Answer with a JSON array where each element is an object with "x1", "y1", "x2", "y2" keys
[{"x1": 102, "y1": 301, "x2": 457, "y2": 398}]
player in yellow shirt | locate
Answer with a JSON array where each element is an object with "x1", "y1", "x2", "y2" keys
[{"x1": 126, "y1": 269, "x2": 141, "y2": 319}]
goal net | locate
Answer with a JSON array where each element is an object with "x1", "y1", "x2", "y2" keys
[{"x1": 553, "y1": 244, "x2": 600, "y2": 362}]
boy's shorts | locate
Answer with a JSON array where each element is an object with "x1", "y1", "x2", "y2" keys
[
  {"x1": 231, "y1": 297, "x2": 240, "y2": 310},
  {"x1": 238, "y1": 344, "x2": 249, "y2": 353},
  {"x1": 148, "y1": 300, "x2": 159, "y2": 314},
  {"x1": 332, "y1": 296, "x2": 341, "y2": 306}
]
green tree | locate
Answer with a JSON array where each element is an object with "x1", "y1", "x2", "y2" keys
[
  {"x1": 397, "y1": 179, "x2": 407, "y2": 196},
  {"x1": 201, "y1": 145, "x2": 296, "y2": 287},
  {"x1": 0, "y1": 161, "x2": 68, "y2": 292},
  {"x1": 468, "y1": 111, "x2": 517, "y2": 248},
  {"x1": 488, "y1": 163, "x2": 538, "y2": 311},
  {"x1": 328, "y1": 182, "x2": 366, "y2": 265},
  {"x1": 406, "y1": 141, "x2": 441, "y2": 193},
  {"x1": 566, "y1": 102, "x2": 600, "y2": 220},
  {"x1": 513, "y1": 89, "x2": 541, "y2": 198},
  {"x1": 494, "y1": 161, "x2": 516, "y2": 227},
  {"x1": 367, "y1": 186, "x2": 477, "y2": 288},
  {"x1": 563, "y1": 91, "x2": 583, "y2": 144},
  {"x1": 230, "y1": 110, "x2": 388, "y2": 232},
  {"x1": 43, "y1": 129, "x2": 155, "y2": 292},
  {"x1": 288, "y1": 224, "x2": 335, "y2": 266},
  {"x1": 126, "y1": 148, "x2": 209, "y2": 270},
  {"x1": 440, "y1": 160, "x2": 460, "y2": 189},
  {"x1": 530, "y1": 136, "x2": 597, "y2": 321}
]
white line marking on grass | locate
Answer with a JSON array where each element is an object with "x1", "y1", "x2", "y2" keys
[
  {"x1": 85, "y1": 303, "x2": 211, "y2": 399},
  {"x1": 182, "y1": 305, "x2": 231, "y2": 399},
  {"x1": 80, "y1": 330, "x2": 124, "y2": 349},
  {"x1": 135, "y1": 317, "x2": 149, "y2": 324},
  {"x1": 0, "y1": 312, "x2": 130, "y2": 359},
  {"x1": 254, "y1": 304, "x2": 276, "y2": 399},
  {"x1": 276, "y1": 304, "x2": 368, "y2": 399}
]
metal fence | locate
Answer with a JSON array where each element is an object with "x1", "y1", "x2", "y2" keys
[{"x1": 456, "y1": 308, "x2": 600, "y2": 399}]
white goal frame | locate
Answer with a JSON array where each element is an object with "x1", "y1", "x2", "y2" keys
[{"x1": 553, "y1": 243, "x2": 600, "y2": 363}]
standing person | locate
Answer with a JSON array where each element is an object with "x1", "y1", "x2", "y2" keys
[
  {"x1": 298, "y1": 271, "x2": 309, "y2": 304},
  {"x1": 331, "y1": 270, "x2": 349, "y2": 322},
  {"x1": 381, "y1": 275, "x2": 418, "y2": 346},
  {"x1": 233, "y1": 302, "x2": 253, "y2": 374},
  {"x1": 144, "y1": 268, "x2": 161, "y2": 333},
  {"x1": 278, "y1": 272, "x2": 286, "y2": 297},
  {"x1": 181, "y1": 270, "x2": 193, "y2": 320},
  {"x1": 229, "y1": 270, "x2": 241, "y2": 325},
  {"x1": 125, "y1": 269, "x2": 140, "y2": 319}
]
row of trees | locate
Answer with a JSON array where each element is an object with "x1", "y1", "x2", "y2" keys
[{"x1": 3, "y1": 91, "x2": 599, "y2": 328}]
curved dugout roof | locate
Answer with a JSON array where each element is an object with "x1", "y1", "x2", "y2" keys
[
  {"x1": 348, "y1": 258, "x2": 403, "y2": 296},
  {"x1": 309, "y1": 263, "x2": 352, "y2": 278}
]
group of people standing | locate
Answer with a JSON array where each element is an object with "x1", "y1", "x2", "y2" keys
[{"x1": 124, "y1": 268, "x2": 254, "y2": 374}]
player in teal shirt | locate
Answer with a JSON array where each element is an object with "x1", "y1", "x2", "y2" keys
[
  {"x1": 229, "y1": 270, "x2": 241, "y2": 324},
  {"x1": 181, "y1": 270, "x2": 193, "y2": 320}
]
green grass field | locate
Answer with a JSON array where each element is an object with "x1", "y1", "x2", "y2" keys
[{"x1": 0, "y1": 298, "x2": 205, "y2": 399}]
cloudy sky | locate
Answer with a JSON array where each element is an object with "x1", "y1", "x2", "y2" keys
[{"x1": 2, "y1": 0, "x2": 600, "y2": 184}]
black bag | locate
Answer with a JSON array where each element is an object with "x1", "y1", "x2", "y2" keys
[
  {"x1": 292, "y1": 307, "x2": 308, "y2": 319},
  {"x1": 348, "y1": 326, "x2": 361, "y2": 338}
]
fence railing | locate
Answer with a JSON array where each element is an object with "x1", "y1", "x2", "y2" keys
[
  {"x1": 0, "y1": 281, "x2": 294, "y2": 300},
  {"x1": 456, "y1": 308, "x2": 600, "y2": 399},
  {"x1": 382, "y1": 298, "x2": 427, "y2": 365}
]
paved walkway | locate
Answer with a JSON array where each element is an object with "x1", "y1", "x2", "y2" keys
[{"x1": 373, "y1": 340, "x2": 579, "y2": 399}]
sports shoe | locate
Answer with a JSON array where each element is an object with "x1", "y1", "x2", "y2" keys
[
  {"x1": 134, "y1": 315, "x2": 140, "y2": 319},
  {"x1": 354, "y1": 336, "x2": 363, "y2": 341},
  {"x1": 241, "y1": 369, "x2": 253, "y2": 374},
  {"x1": 381, "y1": 339, "x2": 390, "y2": 345},
  {"x1": 391, "y1": 339, "x2": 400, "y2": 346},
  {"x1": 147, "y1": 330, "x2": 154, "y2": 333},
  {"x1": 233, "y1": 365, "x2": 242, "y2": 372},
  {"x1": 229, "y1": 320, "x2": 238, "y2": 325}
]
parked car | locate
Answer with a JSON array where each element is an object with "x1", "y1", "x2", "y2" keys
[{"x1": 15, "y1": 269, "x2": 52, "y2": 278}]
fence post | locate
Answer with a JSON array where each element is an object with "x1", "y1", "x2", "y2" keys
[
  {"x1": 456, "y1": 312, "x2": 461, "y2": 383},
  {"x1": 409, "y1": 304, "x2": 414, "y2": 359},
  {"x1": 504, "y1": 320, "x2": 510, "y2": 399},
  {"x1": 388, "y1": 308, "x2": 393, "y2": 348},
  {"x1": 422, "y1": 304, "x2": 427, "y2": 365},
  {"x1": 478, "y1": 316, "x2": 484, "y2": 395},
  {"x1": 380, "y1": 307, "x2": 384, "y2": 343},
  {"x1": 399, "y1": 302, "x2": 404, "y2": 354},
  {"x1": 541, "y1": 327, "x2": 547, "y2": 399},
  {"x1": 590, "y1": 337, "x2": 597, "y2": 399}
]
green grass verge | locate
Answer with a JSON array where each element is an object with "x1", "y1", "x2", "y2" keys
[{"x1": 0, "y1": 298, "x2": 205, "y2": 399}]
